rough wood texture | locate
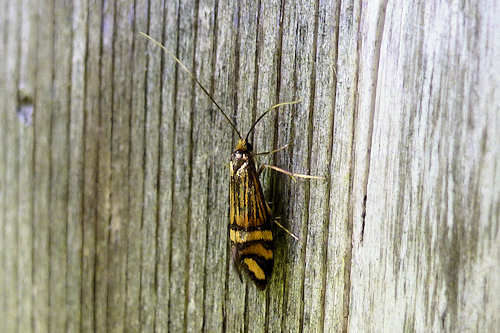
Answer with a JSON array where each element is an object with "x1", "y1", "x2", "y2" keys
[{"x1": 0, "y1": 0, "x2": 498, "y2": 332}]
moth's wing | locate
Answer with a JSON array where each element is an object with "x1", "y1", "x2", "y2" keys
[
  {"x1": 230, "y1": 164, "x2": 271, "y2": 229},
  {"x1": 229, "y1": 164, "x2": 274, "y2": 289}
]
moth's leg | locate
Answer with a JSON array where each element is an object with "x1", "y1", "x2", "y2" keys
[
  {"x1": 273, "y1": 219, "x2": 300, "y2": 241},
  {"x1": 254, "y1": 144, "x2": 289, "y2": 156},
  {"x1": 258, "y1": 164, "x2": 323, "y2": 181},
  {"x1": 267, "y1": 206, "x2": 300, "y2": 242}
]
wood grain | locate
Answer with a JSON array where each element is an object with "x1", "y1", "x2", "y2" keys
[{"x1": 0, "y1": 0, "x2": 498, "y2": 332}]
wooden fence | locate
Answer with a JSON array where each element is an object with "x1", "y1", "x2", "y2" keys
[{"x1": 0, "y1": 0, "x2": 498, "y2": 332}]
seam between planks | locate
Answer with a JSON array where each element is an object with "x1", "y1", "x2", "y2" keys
[
  {"x1": 47, "y1": 0, "x2": 56, "y2": 329},
  {"x1": 298, "y1": 1, "x2": 320, "y2": 332},
  {"x1": 138, "y1": 0, "x2": 151, "y2": 329},
  {"x1": 201, "y1": 1, "x2": 220, "y2": 329},
  {"x1": 64, "y1": 0, "x2": 76, "y2": 331},
  {"x1": 14, "y1": 0, "x2": 22, "y2": 331},
  {"x1": 31, "y1": 0, "x2": 41, "y2": 330},
  {"x1": 318, "y1": 0, "x2": 342, "y2": 330},
  {"x1": 123, "y1": 0, "x2": 137, "y2": 330},
  {"x1": 92, "y1": 0, "x2": 106, "y2": 329},
  {"x1": 153, "y1": 0, "x2": 166, "y2": 331},
  {"x1": 79, "y1": 0, "x2": 90, "y2": 330},
  {"x1": 105, "y1": 0, "x2": 118, "y2": 329},
  {"x1": 182, "y1": 0, "x2": 200, "y2": 331},
  {"x1": 166, "y1": 1, "x2": 181, "y2": 329}
]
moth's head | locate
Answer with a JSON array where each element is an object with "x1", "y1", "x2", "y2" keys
[
  {"x1": 231, "y1": 139, "x2": 253, "y2": 173},
  {"x1": 234, "y1": 139, "x2": 253, "y2": 153}
]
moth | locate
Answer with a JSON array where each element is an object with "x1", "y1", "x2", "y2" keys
[{"x1": 141, "y1": 32, "x2": 321, "y2": 290}]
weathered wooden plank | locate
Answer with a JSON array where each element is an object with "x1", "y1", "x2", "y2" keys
[
  {"x1": 49, "y1": 1, "x2": 73, "y2": 331},
  {"x1": 348, "y1": 0, "x2": 500, "y2": 332},
  {"x1": 347, "y1": 1, "x2": 382, "y2": 331},
  {"x1": 81, "y1": 0, "x2": 101, "y2": 331},
  {"x1": 125, "y1": 1, "x2": 147, "y2": 332},
  {"x1": 32, "y1": 0, "x2": 54, "y2": 332},
  {"x1": 153, "y1": 0, "x2": 177, "y2": 330},
  {"x1": 66, "y1": 0, "x2": 86, "y2": 331},
  {"x1": 107, "y1": 1, "x2": 134, "y2": 332},
  {"x1": 0, "y1": 0, "x2": 7, "y2": 331},
  {"x1": 302, "y1": 0, "x2": 339, "y2": 331},
  {"x1": 271, "y1": 1, "x2": 300, "y2": 331},
  {"x1": 4, "y1": 1, "x2": 22, "y2": 331},
  {"x1": 168, "y1": 1, "x2": 198, "y2": 331},
  {"x1": 324, "y1": 1, "x2": 360, "y2": 332},
  {"x1": 279, "y1": 2, "x2": 319, "y2": 332},
  {"x1": 184, "y1": 1, "x2": 217, "y2": 331},
  {"x1": 202, "y1": 0, "x2": 238, "y2": 331},
  {"x1": 139, "y1": 0, "x2": 165, "y2": 331},
  {"x1": 94, "y1": 1, "x2": 114, "y2": 331},
  {"x1": 17, "y1": 0, "x2": 37, "y2": 331}
]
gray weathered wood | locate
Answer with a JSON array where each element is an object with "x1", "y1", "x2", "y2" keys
[
  {"x1": 81, "y1": 0, "x2": 100, "y2": 331},
  {"x1": 33, "y1": 1, "x2": 53, "y2": 332},
  {"x1": 18, "y1": 1, "x2": 36, "y2": 332},
  {"x1": 4, "y1": 2, "x2": 21, "y2": 332},
  {"x1": 0, "y1": 0, "x2": 498, "y2": 332},
  {"x1": 348, "y1": 1, "x2": 500, "y2": 332}
]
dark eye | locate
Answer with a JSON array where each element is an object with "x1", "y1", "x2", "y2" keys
[{"x1": 247, "y1": 143, "x2": 253, "y2": 152}]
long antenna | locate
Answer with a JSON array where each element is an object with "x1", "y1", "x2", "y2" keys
[
  {"x1": 245, "y1": 100, "x2": 301, "y2": 142},
  {"x1": 140, "y1": 32, "x2": 242, "y2": 139}
]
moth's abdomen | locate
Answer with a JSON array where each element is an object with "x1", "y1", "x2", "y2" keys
[{"x1": 229, "y1": 227, "x2": 274, "y2": 290}]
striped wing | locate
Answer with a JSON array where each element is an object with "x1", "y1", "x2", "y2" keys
[{"x1": 229, "y1": 160, "x2": 273, "y2": 289}]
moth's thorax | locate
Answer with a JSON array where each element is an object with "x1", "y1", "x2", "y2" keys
[
  {"x1": 230, "y1": 139, "x2": 254, "y2": 175},
  {"x1": 230, "y1": 150, "x2": 252, "y2": 175}
]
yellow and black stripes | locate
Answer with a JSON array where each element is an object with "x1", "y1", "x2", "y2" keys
[
  {"x1": 229, "y1": 226, "x2": 274, "y2": 290},
  {"x1": 229, "y1": 145, "x2": 274, "y2": 289}
]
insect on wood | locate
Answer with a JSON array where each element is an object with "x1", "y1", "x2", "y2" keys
[{"x1": 141, "y1": 32, "x2": 322, "y2": 290}]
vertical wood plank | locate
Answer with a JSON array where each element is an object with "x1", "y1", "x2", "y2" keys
[
  {"x1": 348, "y1": 0, "x2": 500, "y2": 331},
  {"x1": 126, "y1": 1, "x2": 147, "y2": 332},
  {"x1": 94, "y1": 1, "x2": 114, "y2": 331},
  {"x1": 49, "y1": 1, "x2": 73, "y2": 331},
  {"x1": 168, "y1": 0, "x2": 197, "y2": 330},
  {"x1": 280, "y1": 2, "x2": 318, "y2": 332},
  {"x1": 4, "y1": 0, "x2": 22, "y2": 331},
  {"x1": 347, "y1": 1, "x2": 382, "y2": 331},
  {"x1": 33, "y1": 0, "x2": 54, "y2": 331},
  {"x1": 66, "y1": 0, "x2": 86, "y2": 331},
  {"x1": 139, "y1": 1, "x2": 165, "y2": 331},
  {"x1": 324, "y1": 1, "x2": 360, "y2": 332},
  {"x1": 107, "y1": 1, "x2": 134, "y2": 332},
  {"x1": 81, "y1": 0, "x2": 101, "y2": 331},
  {"x1": 17, "y1": 0, "x2": 37, "y2": 330},
  {"x1": 154, "y1": 0, "x2": 177, "y2": 330},
  {"x1": 302, "y1": 0, "x2": 339, "y2": 331},
  {"x1": 0, "y1": 0, "x2": 7, "y2": 331},
  {"x1": 185, "y1": 1, "x2": 217, "y2": 331},
  {"x1": 271, "y1": 1, "x2": 298, "y2": 330}
]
